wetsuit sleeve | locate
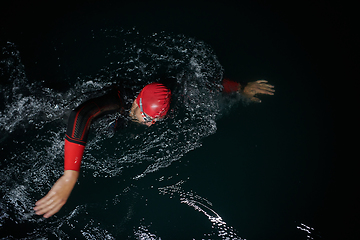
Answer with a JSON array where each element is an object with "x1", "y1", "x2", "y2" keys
[
  {"x1": 64, "y1": 90, "x2": 122, "y2": 171},
  {"x1": 222, "y1": 79, "x2": 240, "y2": 93}
]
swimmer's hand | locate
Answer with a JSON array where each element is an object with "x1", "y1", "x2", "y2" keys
[
  {"x1": 34, "y1": 170, "x2": 79, "y2": 218},
  {"x1": 240, "y1": 80, "x2": 275, "y2": 102}
]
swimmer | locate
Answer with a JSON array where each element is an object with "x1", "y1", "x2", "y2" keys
[{"x1": 33, "y1": 79, "x2": 274, "y2": 218}]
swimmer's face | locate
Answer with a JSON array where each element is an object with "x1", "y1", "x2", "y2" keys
[{"x1": 130, "y1": 100, "x2": 162, "y2": 127}]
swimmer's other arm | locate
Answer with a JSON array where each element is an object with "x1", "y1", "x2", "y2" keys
[{"x1": 222, "y1": 79, "x2": 275, "y2": 102}]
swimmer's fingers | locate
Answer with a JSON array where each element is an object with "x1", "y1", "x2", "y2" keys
[
  {"x1": 34, "y1": 186, "x2": 59, "y2": 205},
  {"x1": 34, "y1": 193, "x2": 54, "y2": 212},
  {"x1": 255, "y1": 80, "x2": 269, "y2": 84},
  {"x1": 43, "y1": 202, "x2": 64, "y2": 218},
  {"x1": 34, "y1": 188, "x2": 61, "y2": 215},
  {"x1": 256, "y1": 80, "x2": 275, "y2": 95},
  {"x1": 257, "y1": 87, "x2": 275, "y2": 95},
  {"x1": 250, "y1": 96, "x2": 262, "y2": 103},
  {"x1": 34, "y1": 194, "x2": 64, "y2": 218},
  {"x1": 34, "y1": 193, "x2": 52, "y2": 208}
]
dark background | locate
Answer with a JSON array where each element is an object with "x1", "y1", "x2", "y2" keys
[{"x1": 1, "y1": 0, "x2": 356, "y2": 239}]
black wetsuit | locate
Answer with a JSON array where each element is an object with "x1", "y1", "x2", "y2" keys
[{"x1": 64, "y1": 86, "x2": 132, "y2": 171}]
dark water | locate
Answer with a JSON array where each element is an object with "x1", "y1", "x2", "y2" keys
[{"x1": 0, "y1": 1, "x2": 352, "y2": 239}]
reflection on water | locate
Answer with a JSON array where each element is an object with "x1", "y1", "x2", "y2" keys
[
  {"x1": 134, "y1": 225, "x2": 160, "y2": 240},
  {"x1": 296, "y1": 222, "x2": 321, "y2": 240},
  {"x1": 159, "y1": 180, "x2": 243, "y2": 240}
]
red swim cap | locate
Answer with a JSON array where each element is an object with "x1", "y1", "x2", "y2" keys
[{"x1": 136, "y1": 83, "x2": 171, "y2": 118}]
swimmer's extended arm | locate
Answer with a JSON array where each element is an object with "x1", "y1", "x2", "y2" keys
[
  {"x1": 34, "y1": 88, "x2": 122, "y2": 218},
  {"x1": 34, "y1": 170, "x2": 78, "y2": 218},
  {"x1": 222, "y1": 79, "x2": 275, "y2": 102}
]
